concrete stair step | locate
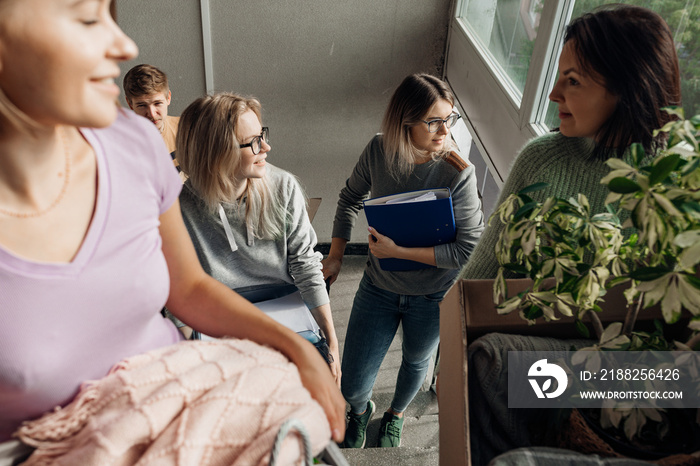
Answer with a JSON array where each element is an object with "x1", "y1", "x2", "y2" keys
[
  {"x1": 334, "y1": 403, "x2": 440, "y2": 466},
  {"x1": 359, "y1": 393, "x2": 439, "y2": 448},
  {"x1": 341, "y1": 445, "x2": 439, "y2": 466}
]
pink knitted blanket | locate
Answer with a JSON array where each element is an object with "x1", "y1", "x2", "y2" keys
[{"x1": 15, "y1": 339, "x2": 330, "y2": 465}]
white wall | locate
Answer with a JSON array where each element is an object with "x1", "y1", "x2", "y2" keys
[
  {"x1": 116, "y1": 1, "x2": 207, "y2": 113},
  {"x1": 116, "y1": 0, "x2": 453, "y2": 242}
]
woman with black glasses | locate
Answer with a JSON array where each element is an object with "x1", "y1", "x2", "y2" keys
[
  {"x1": 176, "y1": 92, "x2": 341, "y2": 385},
  {"x1": 322, "y1": 73, "x2": 484, "y2": 449}
]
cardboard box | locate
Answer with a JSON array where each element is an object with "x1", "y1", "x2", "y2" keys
[{"x1": 437, "y1": 278, "x2": 667, "y2": 466}]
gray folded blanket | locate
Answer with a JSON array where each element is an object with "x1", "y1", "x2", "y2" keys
[{"x1": 468, "y1": 332, "x2": 593, "y2": 465}]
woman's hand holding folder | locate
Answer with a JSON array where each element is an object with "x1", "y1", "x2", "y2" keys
[
  {"x1": 368, "y1": 227, "x2": 437, "y2": 266},
  {"x1": 367, "y1": 226, "x2": 398, "y2": 259}
]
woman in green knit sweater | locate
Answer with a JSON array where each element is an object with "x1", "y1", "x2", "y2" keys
[
  {"x1": 462, "y1": 5, "x2": 683, "y2": 465},
  {"x1": 460, "y1": 4, "x2": 681, "y2": 281}
]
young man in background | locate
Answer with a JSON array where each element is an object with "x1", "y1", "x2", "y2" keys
[{"x1": 123, "y1": 64, "x2": 180, "y2": 156}]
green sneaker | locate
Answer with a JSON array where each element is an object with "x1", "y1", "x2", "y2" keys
[
  {"x1": 341, "y1": 400, "x2": 375, "y2": 448},
  {"x1": 377, "y1": 411, "x2": 403, "y2": 447}
]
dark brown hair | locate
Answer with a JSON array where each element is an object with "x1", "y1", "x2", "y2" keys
[
  {"x1": 123, "y1": 64, "x2": 170, "y2": 104},
  {"x1": 564, "y1": 4, "x2": 681, "y2": 158}
]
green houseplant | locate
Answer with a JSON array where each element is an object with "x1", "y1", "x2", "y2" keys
[{"x1": 491, "y1": 108, "x2": 700, "y2": 458}]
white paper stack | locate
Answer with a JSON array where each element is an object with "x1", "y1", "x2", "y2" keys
[
  {"x1": 200, "y1": 291, "x2": 319, "y2": 341},
  {"x1": 384, "y1": 191, "x2": 437, "y2": 205}
]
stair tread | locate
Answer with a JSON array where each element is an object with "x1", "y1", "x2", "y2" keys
[{"x1": 341, "y1": 446, "x2": 439, "y2": 466}]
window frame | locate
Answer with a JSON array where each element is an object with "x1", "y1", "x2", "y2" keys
[{"x1": 445, "y1": 0, "x2": 574, "y2": 184}]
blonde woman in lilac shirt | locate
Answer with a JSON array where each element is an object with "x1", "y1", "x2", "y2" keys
[{"x1": 0, "y1": 0, "x2": 344, "y2": 461}]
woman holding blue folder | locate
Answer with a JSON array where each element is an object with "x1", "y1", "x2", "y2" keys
[{"x1": 322, "y1": 73, "x2": 484, "y2": 448}]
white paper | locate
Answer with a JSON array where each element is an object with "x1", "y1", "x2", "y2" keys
[
  {"x1": 200, "y1": 291, "x2": 319, "y2": 341},
  {"x1": 254, "y1": 291, "x2": 321, "y2": 334},
  {"x1": 364, "y1": 188, "x2": 450, "y2": 206},
  {"x1": 384, "y1": 192, "x2": 437, "y2": 205}
]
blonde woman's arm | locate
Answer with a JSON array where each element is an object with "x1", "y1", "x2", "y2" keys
[
  {"x1": 309, "y1": 303, "x2": 341, "y2": 386},
  {"x1": 281, "y1": 172, "x2": 342, "y2": 385}
]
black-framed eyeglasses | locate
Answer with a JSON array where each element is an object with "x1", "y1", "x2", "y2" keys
[
  {"x1": 239, "y1": 127, "x2": 269, "y2": 155},
  {"x1": 420, "y1": 113, "x2": 461, "y2": 133}
]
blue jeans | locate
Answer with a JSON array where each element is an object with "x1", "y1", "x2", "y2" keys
[{"x1": 341, "y1": 273, "x2": 444, "y2": 415}]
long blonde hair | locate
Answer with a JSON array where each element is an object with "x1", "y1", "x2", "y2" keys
[
  {"x1": 381, "y1": 73, "x2": 456, "y2": 179},
  {"x1": 177, "y1": 92, "x2": 286, "y2": 240}
]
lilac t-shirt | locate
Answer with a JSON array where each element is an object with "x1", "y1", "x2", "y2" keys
[{"x1": 0, "y1": 111, "x2": 183, "y2": 441}]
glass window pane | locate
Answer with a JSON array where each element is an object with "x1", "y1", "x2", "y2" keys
[
  {"x1": 544, "y1": 0, "x2": 700, "y2": 129},
  {"x1": 457, "y1": 0, "x2": 543, "y2": 97}
]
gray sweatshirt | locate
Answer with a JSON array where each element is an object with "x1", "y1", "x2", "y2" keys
[
  {"x1": 180, "y1": 164, "x2": 328, "y2": 309},
  {"x1": 332, "y1": 135, "x2": 484, "y2": 295}
]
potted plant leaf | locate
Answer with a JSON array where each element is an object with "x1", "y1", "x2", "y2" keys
[{"x1": 491, "y1": 108, "x2": 700, "y2": 460}]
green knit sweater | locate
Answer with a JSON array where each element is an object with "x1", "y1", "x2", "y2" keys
[{"x1": 460, "y1": 131, "x2": 617, "y2": 280}]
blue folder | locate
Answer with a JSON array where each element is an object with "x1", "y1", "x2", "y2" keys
[{"x1": 363, "y1": 187, "x2": 456, "y2": 271}]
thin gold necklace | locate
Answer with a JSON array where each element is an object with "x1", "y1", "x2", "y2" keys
[{"x1": 0, "y1": 127, "x2": 72, "y2": 218}]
